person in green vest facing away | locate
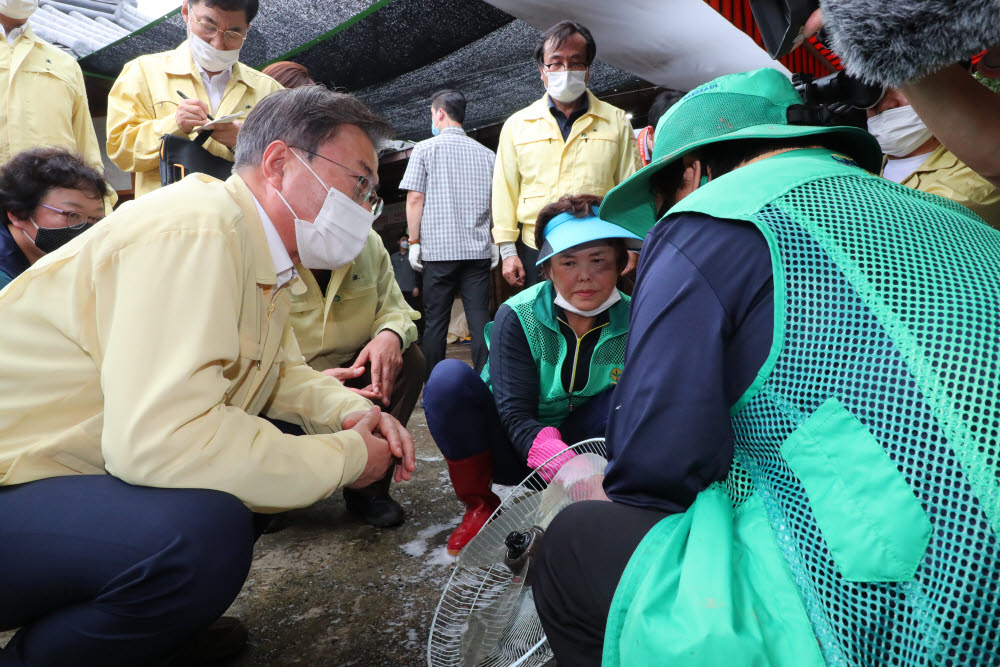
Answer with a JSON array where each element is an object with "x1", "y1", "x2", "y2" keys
[
  {"x1": 531, "y1": 68, "x2": 1000, "y2": 666},
  {"x1": 423, "y1": 193, "x2": 640, "y2": 556}
]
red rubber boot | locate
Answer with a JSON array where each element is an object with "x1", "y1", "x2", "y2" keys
[{"x1": 445, "y1": 451, "x2": 502, "y2": 556}]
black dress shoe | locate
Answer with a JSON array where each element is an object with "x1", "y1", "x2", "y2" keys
[
  {"x1": 342, "y1": 488, "x2": 406, "y2": 528},
  {"x1": 165, "y1": 616, "x2": 248, "y2": 666}
]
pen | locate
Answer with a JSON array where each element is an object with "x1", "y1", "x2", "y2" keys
[{"x1": 177, "y1": 90, "x2": 214, "y2": 121}]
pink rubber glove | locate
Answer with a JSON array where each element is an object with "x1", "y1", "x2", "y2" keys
[{"x1": 527, "y1": 427, "x2": 577, "y2": 483}]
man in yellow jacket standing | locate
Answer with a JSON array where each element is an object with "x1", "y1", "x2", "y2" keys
[
  {"x1": 106, "y1": 0, "x2": 282, "y2": 198},
  {"x1": 492, "y1": 20, "x2": 640, "y2": 288},
  {"x1": 0, "y1": 86, "x2": 415, "y2": 665},
  {"x1": 0, "y1": 0, "x2": 104, "y2": 172}
]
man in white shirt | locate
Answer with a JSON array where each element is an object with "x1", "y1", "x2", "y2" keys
[{"x1": 106, "y1": 0, "x2": 283, "y2": 198}]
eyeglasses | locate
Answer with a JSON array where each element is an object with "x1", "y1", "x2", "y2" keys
[
  {"x1": 292, "y1": 147, "x2": 383, "y2": 218},
  {"x1": 543, "y1": 62, "x2": 589, "y2": 73},
  {"x1": 191, "y1": 16, "x2": 247, "y2": 48},
  {"x1": 38, "y1": 204, "x2": 103, "y2": 227}
]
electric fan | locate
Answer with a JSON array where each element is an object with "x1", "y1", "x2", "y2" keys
[{"x1": 427, "y1": 438, "x2": 610, "y2": 667}]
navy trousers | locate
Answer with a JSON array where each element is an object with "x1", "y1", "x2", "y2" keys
[
  {"x1": 420, "y1": 259, "x2": 492, "y2": 382},
  {"x1": 423, "y1": 359, "x2": 614, "y2": 484},
  {"x1": 0, "y1": 475, "x2": 256, "y2": 666}
]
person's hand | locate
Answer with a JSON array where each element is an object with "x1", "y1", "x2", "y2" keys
[
  {"x1": 803, "y1": 8, "x2": 824, "y2": 41},
  {"x1": 322, "y1": 366, "x2": 381, "y2": 400},
  {"x1": 502, "y1": 255, "x2": 526, "y2": 287},
  {"x1": 527, "y1": 427, "x2": 577, "y2": 483},
  {"x1": 343, "y1": 407, "x2": 393, "y2": 489},
  {"x1": 408, "y1": 243, "x2": 423, "y2": 271},
  {"x1": 203, "y1": 120, "x2": 242, "y2": 149},
  {"x1": 491, "y1": 243, "x2": 500, "y2": 270},
  {"x1": 343, "y1": 408, "x2": 416, "y2": 483},
  {"x1": 412, "y1": 287, "x2": 420, "y2": 298},
  {"x1": 175, "y1": 98, "x2": 210, "y2": 134},
  {"x1": 351, "y1": 331, "x2": 403, "y2": 406},
  {"x1": 621, "y1": 250, "x2": 639, "y2": 276}
]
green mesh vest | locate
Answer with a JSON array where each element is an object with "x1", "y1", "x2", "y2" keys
[
  {"x1": 482, "y1": 281, "x2": 629, "y2": 427},
  {"x1": 608, "y1": 149, "x2": 1000, "y2": 666}
]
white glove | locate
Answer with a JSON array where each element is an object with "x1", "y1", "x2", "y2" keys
[
  {"x1": 408, "y1": 242, "x2": 423, "y2": 271},
  {"x1": 491, "y1": 243, "x2": 500, "y2": 270}
]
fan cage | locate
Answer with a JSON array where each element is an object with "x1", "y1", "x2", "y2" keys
[{"x1": 428, "y1": 438, "x2": 609, "y2": 667}]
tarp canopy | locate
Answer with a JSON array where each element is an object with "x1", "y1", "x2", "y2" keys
[
  {"x1": 79, "y1": 0, "x2": 811, "y2": 140},
  {"x1": 80, "y1": 0, "x2": 644, "y2": 140}
]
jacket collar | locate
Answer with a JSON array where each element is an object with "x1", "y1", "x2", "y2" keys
[
  {"x1": 223, "y1": 174, "x2": 277, "y2": 286},
  {"x1": 532, "y1": 280, "x2": 629, "y2": 337},
  {"x1": 0, "y1": 223, "x2": 30, "y2": 283},
  {"x1": 165, "y1": 40, "x2": 251, "y2": 86},
  {"x1": 524, "y1": 90, "x2": 610, "y2": 122},
  {"x1": 879, "y1": 144, "x2": 955, "y2": 179}
]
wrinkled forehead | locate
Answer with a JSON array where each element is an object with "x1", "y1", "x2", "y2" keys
[{"x1": 555, "y1": 240, "x2": 615, "y2": 258}]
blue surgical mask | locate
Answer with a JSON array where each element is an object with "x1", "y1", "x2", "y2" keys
[{"x1": 431, "y1": 122, "x2": 440, "y2": 136}]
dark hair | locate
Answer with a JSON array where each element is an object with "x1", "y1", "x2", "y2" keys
[
  {"x1": 694, "y1": 135, "x2": 842, "y2": 180},
  {"x1": 234, "y1": 87, "x2": 394, "y2": 168},
  {"x1": 0, "y1": 148, "x2": 108, "y2": 222},
  {"x1": 430, "y1": 89, "x2": 467, "y2": 125},
  {"x1": 261, "y1": 61, "x2": 314, "y2": 89},
  {"x1": 647, "y1": 90, "x2": 684, "y2": 130},
  {"x1": 535, "y1": 194, "x2": 628, "y2": 276},
  {"x1": 189, "y1": 0, "x2": 259, "y2": 23},
  {"x1": 533, "y1": 20, "x2": 597, "y2": 67},
  {"x1": 647, "y1": 135, "x2": 844, "y2": 211}
]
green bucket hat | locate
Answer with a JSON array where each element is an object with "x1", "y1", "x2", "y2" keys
[{"x1": 600, "y1": 67, "x2": 883, "y2": 237}]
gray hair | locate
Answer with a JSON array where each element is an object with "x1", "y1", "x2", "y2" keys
[{"x1": 234, "y1": 86, "x2": 394, "y2": 168}]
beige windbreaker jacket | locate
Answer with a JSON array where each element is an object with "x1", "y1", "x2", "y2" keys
[
  {"x1": 0, "y1": 173, "x2": 372, "y2": 512},
  {"x1": 290, "y1": 231, "x2": 420, "y2": 371}
]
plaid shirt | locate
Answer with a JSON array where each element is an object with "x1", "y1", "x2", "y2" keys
[{"x1": 399, "y1": 127, "x2": 495, "y2": 261}]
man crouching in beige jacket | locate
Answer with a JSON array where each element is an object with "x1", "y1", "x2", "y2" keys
[{"x1": 0, "y1": 86, "x2": 415, "y2": 667}]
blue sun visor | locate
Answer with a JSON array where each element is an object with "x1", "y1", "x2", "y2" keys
[{"x1": 536, "y1": 209, "x2": 643, "y2": 266}]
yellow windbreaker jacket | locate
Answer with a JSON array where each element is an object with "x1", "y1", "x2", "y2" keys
[
  {"x1": 491, "y1": 91, "x2": 641, "y2": 249},
  {"x1": 0, "y1": 25, "x2": 104, "y2": 171},
  {"x1": 884, "y1": 145, "x2": 1000, "y2": 230},
  {"x1": 106, "y1": 41, "x2": 282, "y2": 198},
  {"x1": 0, "y1": 174, "x2": 372, "y2": 512},
  {"x1": 289, "y1": 231, "x2": 419, "y2": 371}
]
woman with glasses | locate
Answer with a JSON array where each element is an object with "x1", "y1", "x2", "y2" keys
[
  {"x1": 423, "y1": 194, "x2": 641, "y2": 556},
  {"x1": 0, "y1": 148, "x2": 109, "y2": 289}
]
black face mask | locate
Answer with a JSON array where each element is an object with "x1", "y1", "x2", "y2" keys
[{"x1": 30, "y1": 220, "x2": 93, "y2": 253}]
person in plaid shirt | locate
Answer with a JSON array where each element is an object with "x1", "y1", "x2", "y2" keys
[{"x1": 400, "y1": 89, "x2": 496, "y2": 380}]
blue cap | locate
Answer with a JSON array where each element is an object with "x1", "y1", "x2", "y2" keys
[{"x1": 536, "y1": 208, "x2": 643, "y2": 266}]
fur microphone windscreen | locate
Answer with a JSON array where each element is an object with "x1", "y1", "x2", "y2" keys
[{"x1": 821, "y1": 0, "x2": 1000, "y2": 87}]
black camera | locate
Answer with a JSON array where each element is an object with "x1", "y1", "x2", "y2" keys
[{"x1": 787, "y1": 71, "x2": 885, "y2": 127}]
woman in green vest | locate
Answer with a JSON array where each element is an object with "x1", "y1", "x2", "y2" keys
[{"x1": 423, "y1": 193, "x2": 641, "y2": 556}]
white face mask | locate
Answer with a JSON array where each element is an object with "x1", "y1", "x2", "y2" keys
[
  {"x1": 276, "y1": 151, "x2": 375, "y2": 271},
  {"x1": 400, "y1": 240, "x2": 409, "y2": 250},
  {"x1": 187, "y1": 31, "x2": 241, "y2": 73},
  {"x1": 0, "y1": 0, "x2": 37, "y2": 19},
  {"x1": 546, "y1": 70, "x2": 588, "y2": 104},
  {"x1": 866, "y1": 105, "x2": 933, "y2": 158},
  {"x1": 554, "y1": 288, "x2": 620, "y2": 318}
]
